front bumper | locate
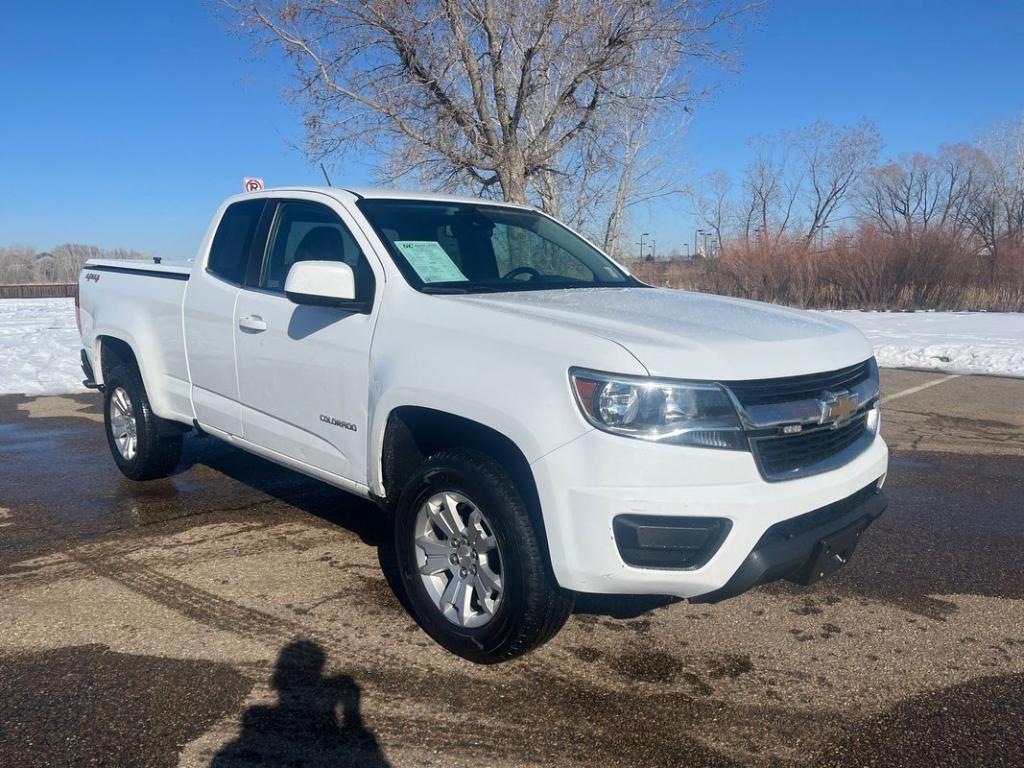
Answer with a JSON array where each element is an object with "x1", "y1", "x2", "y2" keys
[
  {"x1": 530, "y1": 428, "x2": 888, "y2": 599},
  {"x1": 691, "y1": 484, "x2": 886, "y2": 602}
]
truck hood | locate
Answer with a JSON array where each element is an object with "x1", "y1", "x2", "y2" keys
[{"x1": 454, "y1": 287, "x2": 874, "y2": 380}]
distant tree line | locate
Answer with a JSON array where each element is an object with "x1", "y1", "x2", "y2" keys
[
  {"x1": 692, "y1": 114, "x2": 1024, "y2": 262},
  {"x1": 632, "y1": 114, "x2": 1024, "y2": 311},
  {"x1": 0, "y1": 244, "x2": 147, "y2": 285}
]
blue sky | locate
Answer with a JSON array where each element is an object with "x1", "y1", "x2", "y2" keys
[{"x1": 1, "y1": 1, "x2": 1021, "y2": 259}]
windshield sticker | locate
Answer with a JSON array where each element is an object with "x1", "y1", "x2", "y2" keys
[{"x1": 394, "y1": 241, "x2": 467, "y2": 283}]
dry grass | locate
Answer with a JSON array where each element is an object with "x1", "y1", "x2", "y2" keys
[{"x1": 629, "y1": 228, "x2": 1024, "y2": 311}]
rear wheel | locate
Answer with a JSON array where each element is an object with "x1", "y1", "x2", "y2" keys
[
  {"x1": 394, "y1": 447, "x2": 574, "y2": 663},
  {"x1": 103, "y1": 366, "x2": 183, "y2": 481}
]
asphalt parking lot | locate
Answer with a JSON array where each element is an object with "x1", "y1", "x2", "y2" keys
[{"x1": 1, "y1": 369, "x2": 1022, "y2": 767}]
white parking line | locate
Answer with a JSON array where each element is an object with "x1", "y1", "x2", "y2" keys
[{"x1": 882, "y1": 373, "x2": 962, "y2": 405}]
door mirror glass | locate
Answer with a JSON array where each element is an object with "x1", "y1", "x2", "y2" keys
[{"x1": 284, "y1": 261, "x2": 361, "y2": 308}]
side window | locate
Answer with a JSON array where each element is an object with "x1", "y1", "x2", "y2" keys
[
  {"x1": 207, "y1": 199, "x2": 265, "y2": 284},
  {"x1": 260, "y1": 201, "x2": 375, "y2": 303}
]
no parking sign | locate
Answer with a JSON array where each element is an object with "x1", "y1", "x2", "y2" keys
[{"x1": 243, "y1": 177, "x2": 264, "y2": 192}]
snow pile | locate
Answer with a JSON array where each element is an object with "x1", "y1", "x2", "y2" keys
[
  {"x1": 822, "y1": 311, "x2": 1024, "y2": 378},
  {"x1": 0, "y1": 298, "x2": 1021, "y2": 397},
  {"x1": 0, "y1": 298, "x2": 87, "y2": 395}
]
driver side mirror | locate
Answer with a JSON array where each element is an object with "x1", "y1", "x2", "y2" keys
[{"x1": 284, "y1": 261, "x2": 369, "y2": 313}]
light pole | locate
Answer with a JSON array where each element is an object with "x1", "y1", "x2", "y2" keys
[
  {"x1": 636, "y1": 232, "x2": 649, "y2": 260},
  {"x1": 649, "y1": 238, "x2": 656, "y2": 261},
  {"x1": 683, "y1": 243, "x2": 690, "y2": 258},
  {"x1": 694, "y1": 229, "x2": 706, "y2": 257}
]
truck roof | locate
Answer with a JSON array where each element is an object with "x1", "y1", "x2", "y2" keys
[{"x1": 263, "y1": 185, "x2": 534, "y2": 210}]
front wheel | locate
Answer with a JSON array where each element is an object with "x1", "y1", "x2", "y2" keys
[
  {"x1": 103, "y1": 366, "x2": 183, "y2": 481},
  {"x1": 394, "y1": 448, "x2": 574, "y2": 663}
]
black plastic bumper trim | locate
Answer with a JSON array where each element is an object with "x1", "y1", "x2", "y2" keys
[
  {"x1": 613, "y1": 515, "x2": 732, "y2": 570},
  {"x1": 691, "y1": 484, "x2": 887, "y2": 603}
]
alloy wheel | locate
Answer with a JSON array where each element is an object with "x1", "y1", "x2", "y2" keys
[
  {"x1": 414, "y1": 491, "x2": 504, "y2": 628},
  {"x1": 108, "y1": 386, "x2": 138, "y2": 461}
]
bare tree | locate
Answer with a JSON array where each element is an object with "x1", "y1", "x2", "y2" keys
[
  {"x1": 542, "y1": 85, "x2": 691, "y2": 256},
  {"x1": 856, "y1": 144, "x2": 990, "y2": 244},
  {"x1": 230, "y1": 0, "x2": 756, "y2": 233},
  {"x1": 857, "y1": 154, "x2": 939, "y2": 237},
  {"x1": 0, "y1": 244, "x2": 145, "y2": 284},
  {"x1": 694, "y1": 170, "x2": 731, "y2": 249},
  {"x1": 596, "y1": 56, "x2": 691, "y2": 253},
  {"x1": 969, "y1": 114, "x2": 1024, "y2": 258},
  {"x1": 737, "y1": 132, "x2": 801, "y2": 242},
  {"x1": 0, "y1": 245, "x2": 39, "y2": 284},
  {"x1": 697, "y1": 120, "x2": 878, "y2": 249},
  {"x1": 794, "y1": 120, "x2": 880, "y2": 242},
  {"x1": 936, "y1": 143, "x2": 987, "y2": 235}
]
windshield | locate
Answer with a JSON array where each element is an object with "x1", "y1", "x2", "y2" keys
[{"x1": 356, "y1": 199, "x2": 636, "y2": 294}]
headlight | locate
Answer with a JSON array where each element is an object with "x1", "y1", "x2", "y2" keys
[{"x1": 570, "y1": 368, "x2": 746, "y2": 450}]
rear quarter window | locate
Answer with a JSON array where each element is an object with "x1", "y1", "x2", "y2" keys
[{"x1": 207, "y1": 199, "x2": 265, "y2": 284}]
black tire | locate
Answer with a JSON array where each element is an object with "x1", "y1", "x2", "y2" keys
[
  {"x1": 103, "y1": 365, "x2": 183, "y2": 481},
  {"x1": 394, "y1": 447, "x2": 574, "y2": 663}
]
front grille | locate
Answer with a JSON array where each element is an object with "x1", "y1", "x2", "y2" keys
[
  {"x1": 726, "y1": 360, "x2": 872, "y2": 407},
  {"x1": 720, "y1": 358, "x2": 877, "y2": 481},
  {"x1": 751, "y1": 413, "x2": 870, "y2": 481}
]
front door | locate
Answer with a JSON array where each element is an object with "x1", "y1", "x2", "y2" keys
[{"x1": 233, "y1": 196, "x2": 379, "y2": 484}]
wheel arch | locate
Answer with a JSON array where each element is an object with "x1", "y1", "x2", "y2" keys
[
  {"x1": 95, "y1": 334, "x2": 141, "y2": 386},
  {"x1": 379, "y1": 406, "x2": 555, "y2": 576}
]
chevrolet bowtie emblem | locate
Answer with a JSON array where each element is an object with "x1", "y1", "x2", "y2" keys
[{"x1": 819, "y1": 390, "x2": 859, "y2": 425}]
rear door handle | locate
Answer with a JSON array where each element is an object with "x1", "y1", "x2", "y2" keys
[{"x1": 238, "y1": 314, "x2": 267, "y2": 332}]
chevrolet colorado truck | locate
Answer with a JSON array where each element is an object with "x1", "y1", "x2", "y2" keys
[{"x1": 77, "y1": 187, "x2": 888, "y2": 662}]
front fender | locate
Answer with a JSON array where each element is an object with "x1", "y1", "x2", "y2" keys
[{"x1": 366, "y1": 389, "x2": 570, "y2": 497}]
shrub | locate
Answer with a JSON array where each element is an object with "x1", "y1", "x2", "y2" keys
[{"x1": 628, "y1": 226, "x2": 1024, "y2": 311}]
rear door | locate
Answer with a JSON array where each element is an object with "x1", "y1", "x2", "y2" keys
[
  {"x1": 233, "y1": 194, "x2": 380, "y2": 483},
  {"x1": 183, "y1": 198, "x2": 268, "y2": 436}
]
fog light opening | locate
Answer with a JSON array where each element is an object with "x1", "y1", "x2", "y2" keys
[{"x1": 612, "y1": 515, "x2": 731, "y2": 570}]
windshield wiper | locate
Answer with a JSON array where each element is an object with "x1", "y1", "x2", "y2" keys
[
  {"x1": 421, "y1": 284, "x2": 508, "y2": 294},
  {"x1": 420, "y1": 281, "x2": 632, "y2": 295},
  {"x1": 420, "y1": 285, "x2": 473, "y2": 294}
]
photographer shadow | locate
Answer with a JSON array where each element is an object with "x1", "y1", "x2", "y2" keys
[{"x1": 212, "y1": 640, "x2": 390, "y2": 767}]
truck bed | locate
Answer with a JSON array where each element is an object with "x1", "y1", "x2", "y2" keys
[{"x1": 79, "y1": 258, "x2": 194, "y2": 423}]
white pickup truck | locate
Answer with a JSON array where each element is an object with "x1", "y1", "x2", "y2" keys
[{"x1": 78, "y1": 186, "x2": 888, "y2": 662}]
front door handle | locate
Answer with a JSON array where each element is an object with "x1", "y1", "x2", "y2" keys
[{"x1": 238, "y1": 314, "x2": 267, "y2": 332}]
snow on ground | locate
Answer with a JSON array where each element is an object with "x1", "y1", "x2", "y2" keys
[
  {"x1": 822, "y1": 310, "x2": 1024, "y2": 378},
  {"x1": 0, "y1": 298, "x2": 87, "y2": 396},
  {"x1": 0, "y1": 299, "x2": 1022, "y2": 397}
]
